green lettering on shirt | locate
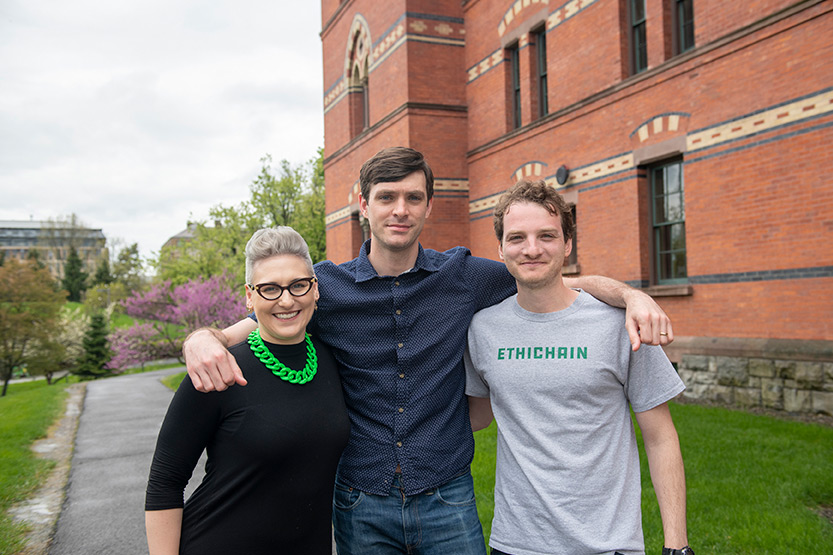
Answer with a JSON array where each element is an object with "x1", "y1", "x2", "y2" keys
[{"x1": 496, "y1": 346, "x2": 589, "y2": 360}]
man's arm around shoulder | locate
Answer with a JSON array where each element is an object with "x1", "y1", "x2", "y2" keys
[
  {"x1": 183, "y1": 318, "x2": 257, "y2": 392},
  {"x1": 564, "y1": 275, "x2": 674, "y2": 351}
]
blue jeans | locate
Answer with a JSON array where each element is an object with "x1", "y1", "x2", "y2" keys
[{"x1": 332, "y1": 471, "x2": 486, "y2": 555}]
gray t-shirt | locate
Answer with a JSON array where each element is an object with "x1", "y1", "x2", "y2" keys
[{"x1": 465, "y1": 290, "x2": 685, "y2": 555}]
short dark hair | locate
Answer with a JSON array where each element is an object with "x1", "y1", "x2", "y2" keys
[
  {"x1": 493, "y1": 179, "x2": 574, "y2": 243},
  {"x1": 359, "y1": 147, "x2": 434, "y2": 201}
]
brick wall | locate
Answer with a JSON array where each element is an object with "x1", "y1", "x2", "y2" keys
[{"x1": 321, "y1": 0, "x2": 833, "y2": 412}]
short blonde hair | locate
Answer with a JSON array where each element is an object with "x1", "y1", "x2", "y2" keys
[{"x1": 244, "y1": 227, "x2": 314, "y2": 284}]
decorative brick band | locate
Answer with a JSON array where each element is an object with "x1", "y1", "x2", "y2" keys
[
  {"x1": 687, "y1": 88, "x2": 833, "y2": 152},
  {"x1": 630, "y1": 112, "x2": 691, "y2": 143},
  {"x1": 468, "y1": 86, "x2": 833, "y2": 217},
  {"x1": 325, "y1": 13, "x2": 465, "y2": 113},
  {"x1": 434, "y1": 178, "x2": 469, "y2": 193},
  {"x1": 325, "y1": 206, "x2": 352, "y2": 227},
  {"x1": 468, "y1": 153, "x2": 633, "y2": 216},
  {"x1": 469, "y1": 0, "x2": 599, "y2": 83},
  {"x1": 545, "y1": 0, "x2": 600, "y2": 32},
  {"x1": 497, "y1": 0, "x2": 551, "y2": 36},
  {"x1": 511, "y1": 161, "x2": 548, "y2": 182}
]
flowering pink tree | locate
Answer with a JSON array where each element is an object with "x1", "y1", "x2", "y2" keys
[
  {"x1": 107, "y1": 324, "x2": 172, "y2": 371},
  {"x1": 108, "y1": 274, "x2": 246, "y2": 371}
]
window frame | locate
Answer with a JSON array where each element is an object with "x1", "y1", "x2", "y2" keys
[
  {"x1": 630, "y1": 0, "x2": 648, "y2": 74},
  {"x1": 533, "y1": 26, "x2": 548, "y2": 118},
  {"x1": 673, "y1": 0, "x2": 695, "y2": 55},
  {"x1": 651, "y1": 158, "x2": 687, "y2": 284},
  {"x1": 508, "y1": 43, "x2": 522, "y2": 129}
]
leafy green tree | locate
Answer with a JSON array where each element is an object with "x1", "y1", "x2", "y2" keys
[
  {"x1": 93, "y1": 256, "x2": 114, "y2": 285},
  {"x1": 61, "y1": 246, "x2": 88, "y2": 302},
  {"x1": 73, "y1": 313, "x2": 112, "y2": 379},
  {"x1": 0, "y1": 259, "x2": 67, "y2": 396},
  {"x1": 154, "y1": 149, "x2": 326, "y2": 282},
  {"x1": 112, "y1": 243, "x2": 145, "y2": 292},
  {"x1": 86, "y1": 281, "x2": 129, "y2": 311},
  {"x1": 26, "y1": 339, "x2": 67, "y2": 385},
  {"x1": 294, "y1": 147, "x2": 327, "y2": 263},
  {"x1": 155, "y1": 209, "x2": 258, "y2": 286},
  {"x1": 252, "y1": 154, "x2": 304, "y2": 228},
  {"x1": 26, "y1": 249, "x2": 46, "y2": 270}
]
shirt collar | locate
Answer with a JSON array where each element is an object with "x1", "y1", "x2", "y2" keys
[{"x1": 353, "y1": 239, "x2": 440, "y2": 282}]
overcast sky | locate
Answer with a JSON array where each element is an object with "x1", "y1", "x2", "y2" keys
[{"x1": 0, "y1": 1, "x2": 324, "y2": 264}]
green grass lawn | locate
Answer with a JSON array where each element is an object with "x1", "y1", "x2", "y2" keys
[
  {"x1": 472, "y1": 401, "x2": 833, "y2": 553},
  {"x1": 0, "y1": 380, "x2": 69, "y2": 555},
  {"x1": 3, "y1": 377, "x2": 831, "y2": 554},
  {"x1": 160, "y1": 371, "x2": 186, "y2": 390}
]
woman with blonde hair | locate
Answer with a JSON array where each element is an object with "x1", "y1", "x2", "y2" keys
[{"x1": 145, "y1": 227, "x2": 350, "y2": 555}]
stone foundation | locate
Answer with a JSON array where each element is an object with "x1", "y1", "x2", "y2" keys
[
  {"x1": 678, "y1": 355, "x2": 833, "y2": 416},
  {"x1": 664, "y1": 337, "x2": 833, "y2": 416}
]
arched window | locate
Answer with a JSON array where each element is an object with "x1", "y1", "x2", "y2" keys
[{"x1": 346, "y1": 20, "x2": 370, "y2": 138}]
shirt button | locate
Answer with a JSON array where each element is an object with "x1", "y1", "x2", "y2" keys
[
  {"x1": 399, "y1": 373, "x2": 405, "y2": 379},
  {"x1": 395, "y1": 281, "x2": 400, "y2": 286},
  {"x1": 396, "y1": 441, "x2": 403, "y2": 447},
  {"x1": 398, "y1": 407, "x2": 404, "y2": 413},
  {"x1": 398, "y1": 342, "x2": 404, "y2": 348},
  {"x1": 395, "y1": 309, "x2": 402, "y2": 315}
]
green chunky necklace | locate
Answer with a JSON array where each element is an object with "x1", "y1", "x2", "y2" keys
[{"x1": 248, "y1": 330, "x2": 318, "y2": 385}]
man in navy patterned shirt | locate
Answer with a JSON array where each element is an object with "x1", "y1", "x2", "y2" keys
[{"x1": 183, "y1": 147, "x2": 674, "y2": 554}]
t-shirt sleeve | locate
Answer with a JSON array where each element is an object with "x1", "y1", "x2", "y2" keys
[
  {"x1": 145, "y1": 376, "x2": 222, "y2": 511},
  {"x1": 625, "y1": 345, "x2": 686, "y2": 412},
  {"x1": 464, "y1": 325, "x2": 491, "y2": 398}
]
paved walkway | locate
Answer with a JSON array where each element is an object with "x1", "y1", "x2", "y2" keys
[
  {"x1": 49, "y1": 367, "x2": 203, "y2": 554},
  {"x1": 41, "y1": 368, "x2": 337, "y2": 554}
]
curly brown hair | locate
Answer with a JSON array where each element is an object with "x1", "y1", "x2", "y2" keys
[{"x1": 493, "y1": 179, "x2": 574, "y2": 243}]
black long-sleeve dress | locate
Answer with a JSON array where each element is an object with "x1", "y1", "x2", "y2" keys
[{"x1": 145, "y1": 335, "x2": 350, "y2": 555}]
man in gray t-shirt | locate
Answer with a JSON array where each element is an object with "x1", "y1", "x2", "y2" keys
[{"x1": 465, "y1": 180, "x2": 693, "y2": 555}]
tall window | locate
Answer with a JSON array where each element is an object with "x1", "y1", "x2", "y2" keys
[
  {"x1": 360, "y1": 74, "x2": 369, "y2": 130},
  {"x1": 651, "y1": 160, "x2": 687, "y2": 283},
  {"x1": 533, "y1": 27, "x2": 548, "y2": 118},
  {"x1": 630, "y1": 0, "x2": 647, "y2": 74},
  {"x1": 673, "y1": 0, "x2": 694, "y2": 54},
  {"x1": 347, "y1": 23, "x2": 370, "y2": 138},
  {"x1": 349, "y1": 66, "x2": 368, "y2": 137},
  {"x1": 509, "y1": 43, "x2": 521, "y2": 129}
]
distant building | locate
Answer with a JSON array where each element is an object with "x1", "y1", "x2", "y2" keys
[
  {"x1": 319, "y1": 1, "x2": 833, "y2": 413},
  {"x1": 0, "y1": 220, "x2": 106, "y2": 280},
  {"x1": 162, "y1": 223, "x2": 198, "y2": 251}
]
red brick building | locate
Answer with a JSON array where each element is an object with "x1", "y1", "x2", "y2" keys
[{"x1": 319, "y1": 0, "x2": 833, "y2": 413}]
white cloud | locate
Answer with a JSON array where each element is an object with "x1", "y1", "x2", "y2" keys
[{"x1": 0, "y1": 0, "x2": 324, "y2": 263}]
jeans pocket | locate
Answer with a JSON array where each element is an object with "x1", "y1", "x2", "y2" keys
[
  {"x1": 333, "y1": 481, "x2": 364, "y2": 511},
  {"x1": 433, "y1": 473, "x2": 477, "y2": 507}
]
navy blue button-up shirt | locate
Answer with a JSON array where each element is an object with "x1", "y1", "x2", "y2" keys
[{"x1": 308, "y1": 241, "x2": 516, "y2": 495}]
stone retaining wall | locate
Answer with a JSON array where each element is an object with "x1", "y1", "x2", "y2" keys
[{"x1": 678, "y1": 355, "x2": 833, "y2": 415}]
